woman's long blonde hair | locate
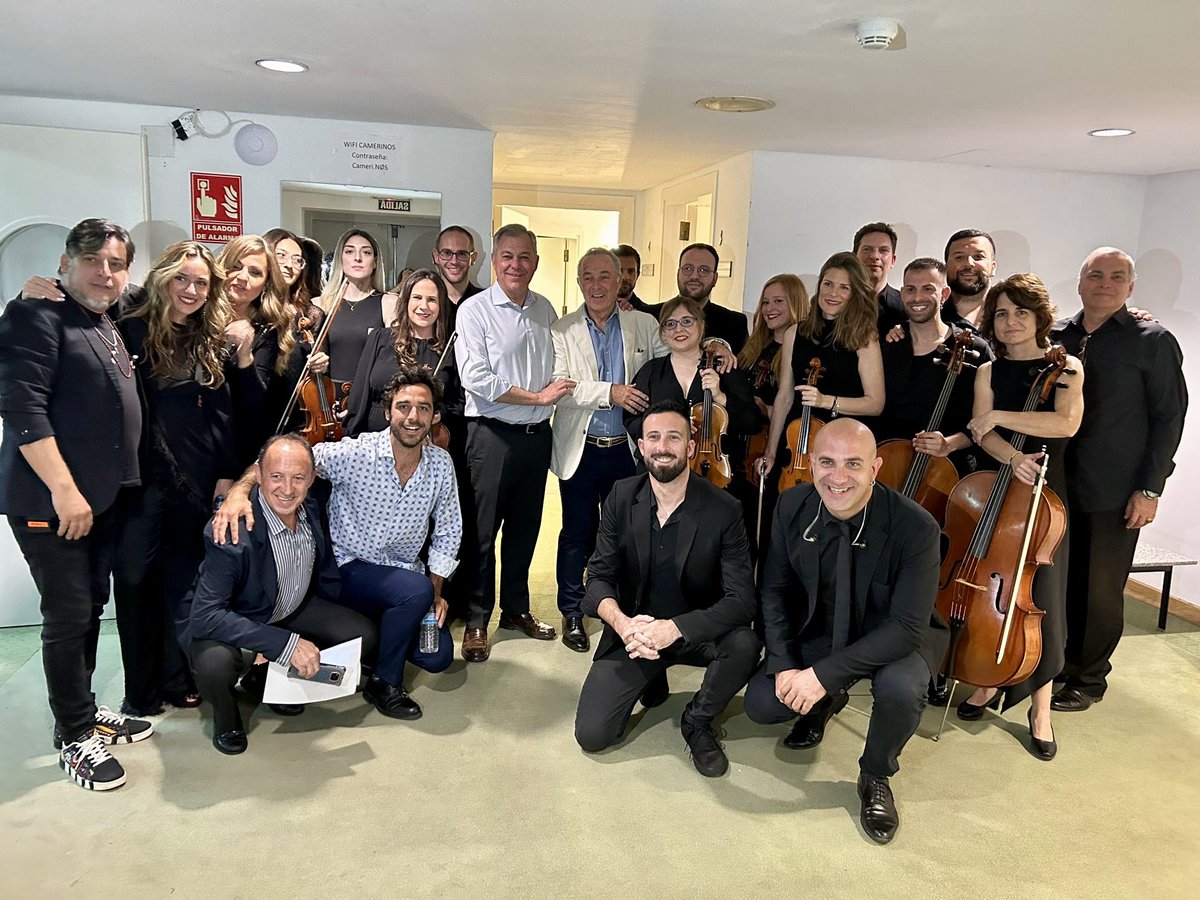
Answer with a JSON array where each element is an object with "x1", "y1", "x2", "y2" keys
[
  {"x1": 318, "y1": 228, "x2": 387, "y2": 311},
  {"x1": 216, "y1": 235, "x2": 296, "y2": 375},
  {"x1": 737, "y1": 274, "x2": 809, "y2": 375}
]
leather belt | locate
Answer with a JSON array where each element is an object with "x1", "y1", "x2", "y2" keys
[
  {"x1": 477, "y1": 416, "x2": 551, "y2": 434},
  {"x1": 585, "y1": 434, "x2": 628, "y2": 448}
]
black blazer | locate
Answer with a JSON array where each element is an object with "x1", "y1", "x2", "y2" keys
[
  {"x1": 760, "y1": 483, "x2": 947, "y2": 692},
  {"x1": 582, "y1": 472, "x2": 756, "y2": 660},
  {"x1": 625, "y1": 354, "x2": 761, "y2": 446},
  {"x1": 0, "y1": 294, "x2": 144, "y2": 518},
  {"x1": 178, "y1": 488, "x2": 342, "y2": 661}
]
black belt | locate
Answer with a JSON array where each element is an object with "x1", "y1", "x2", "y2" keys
[
  {"x1": 477, "y1": 416, "x2": 551, "y2": 434},
  {"x1": 585, "y1": 434, "x2": 628, "y2": 448}
]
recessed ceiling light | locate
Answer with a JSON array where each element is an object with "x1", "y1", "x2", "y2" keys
[
  {"x1": 255, "y1": 59, "x2": 308, "y2": 74},
  {"x1": 695, "y1": 96, "x2": 775, "y2": 113},
  {"x1": 1088, "y1": 128, "x2": 1134, "y2": 137}
]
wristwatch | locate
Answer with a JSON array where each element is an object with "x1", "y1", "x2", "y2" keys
[{"x1": 1141, "y1": 489, "x2": 1161, "y2": 500}]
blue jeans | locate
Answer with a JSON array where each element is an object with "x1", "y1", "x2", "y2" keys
[{"x1": 338, "y1": 560, "x2": 454, "y2": 685}]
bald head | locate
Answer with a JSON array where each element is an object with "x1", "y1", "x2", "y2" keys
[{"x1": 810, "y1": 419, "x2": 882, "y2": 520}]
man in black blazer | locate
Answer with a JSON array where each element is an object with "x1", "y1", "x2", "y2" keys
[
  {"x1": 574, "y1": 400, "x2": 760, "y2": 777},
  {"x1": 0, "y1": 219, "x2": 153, "y2": 792},
  {"x1": 179, "y1": 434, "x2": 378, "y2": 755},
  {"x1": 663, "y1": 243, "x2": 749, "y2": 354},
  {"x1": 744, "y1": 418, "x2": 945, "y2": 844}
]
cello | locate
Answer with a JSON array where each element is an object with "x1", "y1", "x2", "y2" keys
[
  {"x1": 276, "y1": 279, "x2": 353, "y2": 445},
  {"x1": 876, "y1": 330, "x2": 980, "y2": 522},
  {"x1": 689, "y1": 346, "x2": 733, "y2": 488},
  {"x1": 932, "y1": 347, "x2": 1071, "y2": 737},
  {"x1": 777, "y1": 358, "x2": 826, "y2": 492}
]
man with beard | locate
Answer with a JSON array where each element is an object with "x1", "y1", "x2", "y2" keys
[
  {"x1": 853, "y1": 222, "x2": 906, "y2": 333},
  {"x1": 431, "y1": 226, "x2": 483, "y2": 328},
  {"x1": 613, "y1": 244, "x2": 659, "y2": 317},
  {"x1": 574, "y1": 400, "x2": 760, "y2": 777},
  {"x1": 941, "y1": 229, "x2": 997, "y2": 330},
  {"x1": 0, "y1": 219, "x2": 154, "y2": 791},
  {"x1": 664, "y1": 243, "x2": 749, "y2": 355},
  {"x1": 215, "y1": 367, "x2": 462, "y2": 721}
]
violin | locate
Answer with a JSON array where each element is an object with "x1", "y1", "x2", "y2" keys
[
  {"x1": 689, "y1": 347, "x2": 733, "y2": 488},
  {"x1": 743, "y1": 348, "x2": 779, "y2": 485},
  {"x1": 876, "y1": 330, "x2": 980, "y2": 522},
  {"x1": 427, "y1": 331, "x2": 457, "y2": 451},
  {"x1": 277, "y1": 280, "x2": 352, "y2": 445},
  {"x1": 777, "y1": 357, "x2": 826, "y2": 492},
  {"x1": 935, "y1": 347, "x2": 1071, "y2": 702}
]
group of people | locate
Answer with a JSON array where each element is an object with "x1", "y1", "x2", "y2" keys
[{"x1": 0, "y1": 216, "x2": 1186, "y2": 847}]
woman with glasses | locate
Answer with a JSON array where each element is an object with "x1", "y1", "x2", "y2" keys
[
  {"x1": 760, "y1": 252, "x2": 885, "y2": 481},
  {"x1": 625, "y1": 297, "x2": 759, "y2": 461}
]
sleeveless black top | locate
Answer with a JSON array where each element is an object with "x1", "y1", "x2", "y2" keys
[{"x1": 787, "y1": 318, "x2": 863, "y2": 423}]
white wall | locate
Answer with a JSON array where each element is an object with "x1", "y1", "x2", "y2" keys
[{"x1": 1135, "y1": 169, "x2": 1200, "y2": 604}]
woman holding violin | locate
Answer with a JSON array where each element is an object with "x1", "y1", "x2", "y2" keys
[
  {"x1": 760, "y1": 252, "x2": 885, "y2": 488},
  {"x1": 625, "y1": 297, "x2": 759, "y2": 471},
  {"x1": 958, "y1": 274, "x2": 1084, "y2": 759}
]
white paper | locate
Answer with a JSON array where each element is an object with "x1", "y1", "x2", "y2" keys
[{"x1": 263, "y1": 637, "x2": 362, "y2": 704}]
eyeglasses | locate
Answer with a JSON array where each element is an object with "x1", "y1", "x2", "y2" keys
[
  {"x1": 274, "y1": 252, "x2": 305, "y2": 270},
  {"x1": 436, "y1": 249, "x2": 474, "y2": 262},
  {"x1": 679, "y1": 265, "x2": 714, "y2": 278},
  {"x1": 661, "y1": 316, "x2": 698, "y2": 331}
]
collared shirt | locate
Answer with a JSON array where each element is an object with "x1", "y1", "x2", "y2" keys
[
  {"x1": 645, "y1": 495, "x2": 688, "y2": 622},
  {"x1": 584, "y1": 308, "x2": 626, "y2": 437},
  {"x1": 313, "y1": 430, "x2": 461, "y2": 576},
  {"x1": 260, "y1": 500, "x2": 315, "y2": 666},
  {"x1": 456, "y1": 282, "x2": 557, "y2": 423}
]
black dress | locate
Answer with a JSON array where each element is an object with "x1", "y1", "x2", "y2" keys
[
  {"x1": 785, "y1": 318, "x2": 864, "y2": 425},
  {"x1": 625, "y1": 354, "x2": 760, "y2": 448},
  {"x1": 979, "y1": 355, "x2": 1070, "y2": 707},
  {"x1": 326, "y1": 291, "x2": 385, "y2": 397}
]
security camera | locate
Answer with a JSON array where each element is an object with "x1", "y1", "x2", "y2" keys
[{"x1": 171, "y1": 111, "x2": 197, "y2": 141}]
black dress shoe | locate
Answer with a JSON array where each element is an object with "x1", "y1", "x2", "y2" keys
[
  {"x1": 640, "y1": 672, "x2": 670, "y2": 708},
  {"x1": 268, "y1": 703, "x2": 305, "y2": 717},
  {"x1": 956, "y1": 691, "x2": 1002, "y2": 721},
  {"x1": 1050, "y1": 687, "x2": 1102, "y2": 712},
  {"x1": 681, "y1": 714, "x2": 728, "y2": 778},
  {"x1": 561, "y1": 616, "x2": 590, "y2": 653},
  {"x1": 857, "y1": 774, "x2": 899, "y2": 844},
  {"x1": 363, "y1": 676, "x2": 423, "y2": 720},
  {"x1": 926, "y1": 677, "x2": 951, "y2": 708},
  {"x1": 783, "y1": 692, "x2": 849, "y2": 749},
  {"x1": 498, "y1": 612, "x2": 556, "y2": 640},
  {"x1": 1027, "y1": 709, "x2": 1057, "y2": 761},
  {"x1": 213, "y1": 729, "x2": 248, "y2": 755}
]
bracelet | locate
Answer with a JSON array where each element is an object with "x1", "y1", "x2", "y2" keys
[
  {"x1": 830, "y1": 396, "x2": 840, "y2": 417},
  {"x1": 1007, "y1": 449, "x2": 1021, "y2": 466}
]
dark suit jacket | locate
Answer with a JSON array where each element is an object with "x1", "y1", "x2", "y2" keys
[
  {"x1": 760, "y1": 483, "x2": 947, "y2": 692},
  {"x1": 0, "y1": 293, "x2": 144, "y2": 518},
  {"x1": 582, "y1": 472, "x2": 756, "y2": 660},
  {"x1": 178, "y1": 488, "x2": 342, "y2": 660}
]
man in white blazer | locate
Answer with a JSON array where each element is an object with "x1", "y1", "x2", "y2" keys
[{"x1": 551, "y1": 248, "x2": 667, "y2": 652}]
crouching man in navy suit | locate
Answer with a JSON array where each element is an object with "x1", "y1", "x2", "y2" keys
[
  {"x1": 179, "y1": 434, "x2": 378, "y2": 755},
  {"x1": 744, "y1": 418, "x2": 946, "y2": 845}
]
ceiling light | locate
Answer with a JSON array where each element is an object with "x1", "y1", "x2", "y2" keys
[
  {"x1": 255, "y1": 59, "x2": 308, "y2": 74},
  {"x1": 1089, "y1": 128, "x2": 1134, "y2": 137},
  {"x1": 695, "y1": 97, "x2": 775, "y2": 113}
]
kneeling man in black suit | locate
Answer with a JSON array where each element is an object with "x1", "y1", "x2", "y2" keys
[
  {"x1": 574, "y1": 400, "x2": 760, "y2": 777},
  {"x1": 744, "y1": 418, "x2": 945, "y2": 844},
  {"x1": 179, "y1": 434, "x2": 378, "y2": 754}
]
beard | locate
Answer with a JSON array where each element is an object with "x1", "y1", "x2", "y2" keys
[
  {"x1": 390, "y1": 420, "x2": 428, "y2": 448},
  {"x1": 646, "y1": 453, "x2": 688, "y2": 483},
  {"x1": 949, "y1": 271, "x2": 988, "y2": 298},
  {"x1": 677, "y1": 281, "x2": 711, "y2": 303},
  {"x1": 75, "y1": 293, "x2": 119, "y2": 313}
]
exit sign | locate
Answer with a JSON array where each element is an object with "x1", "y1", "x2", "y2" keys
[{"x1": 378, "y1": 198, "x2": 411, "y2": 212}]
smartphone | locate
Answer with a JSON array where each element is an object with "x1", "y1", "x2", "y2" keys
[{"x1": 287, "y1": 662, "x2": 346, "y2": 685}]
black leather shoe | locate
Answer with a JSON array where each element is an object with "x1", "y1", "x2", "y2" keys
[
  {"x1": 213, "y1": 729, "x2": 248, "y2": 755},
  {"x1": 363, "y1": 676, "x2": 422, "y2": 720},
  {"x1": 498, "y1": 612, "x2": 556, "y2": 640},
  {"x1": 681, "y1": 714, "x2": 728, "y2": 778},
  {"x1": 926, "y1": 677, "x2": 951, "y2": 708},
  {"x1": 640, "y1": 672, "x2": 670, "y2": 708},
  {"x1": 783, "y1": 692, "x2": 849, "y2": 749},
  {"x1": 956, "y1": 690, "x2": 1002, "y2": 721},
  {"x1": 857, "y1": 773, "x2": 899, "y2": 844},
  {"x1": 1027, "y1": 709, "x2": 1057, "y2": 761},
  {"x1": 1050, "y1": 687, "x2": 1102, "y2": 712},
  {"x1": 268, "y1": 703, "x2": 305, "y2": 717},
  {"x1": 461, "y1": 627, "x2": 490, "y2": 662},
  {"x1": 561, "y1": 616, "x2": 590, "y2": 653}
]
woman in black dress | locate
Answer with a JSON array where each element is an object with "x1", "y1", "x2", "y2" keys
[
  {"x1": 737, "y1": 274, "x2": 809, "y2": 457},
  {"x1": 960, "y1": 273, "x2": 1084, "y2": 760},
  {"x1": 760, "y1": 252, "x2": 885, "y2": 479},
  {"x1": 115, "y1": 241, "x2": 239, "y2": 714}
]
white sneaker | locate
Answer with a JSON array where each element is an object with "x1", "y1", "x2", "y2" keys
[
  {"x1": 60, "y1": 733, "x2": 126, "y2": 791},
  {"x1": 53, "y1": 706, "x2": 154, "y2": 750}
]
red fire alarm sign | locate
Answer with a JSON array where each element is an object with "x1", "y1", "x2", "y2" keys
[{"x1": 191, "y1": 173, "x2": 243, "y2": 244}]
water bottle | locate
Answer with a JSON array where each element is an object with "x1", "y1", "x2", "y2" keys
[{"x1": 419, "y1": 605, "x2": 439, "y2": 655}]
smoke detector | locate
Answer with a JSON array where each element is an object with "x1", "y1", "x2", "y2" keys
[{"x1": 856, "y1": 18, "x2": 900, "y2": 50}]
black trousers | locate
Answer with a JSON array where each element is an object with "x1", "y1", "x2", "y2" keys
[
  {"x1": 1062, "y1": 505, "x2": 1140, "y2": 697},
  {"x1": 743, "y1": 651, "x2": 930, "y2": 778},
  {"x1": 574, "y1": 627, "x2": 761, "y2": 752},
  {"x1": 9, "y1": 495, "x2": 127, "y2": 744},
  {"x1": 113, "y1": 480, "x2": 208, "y2": 711},
  {"x1": 464, "y1": 420, "x2": 552, "y2": 628},
  {"x1": 188, "y1": 595, "x2": 378, "y2": 734}
]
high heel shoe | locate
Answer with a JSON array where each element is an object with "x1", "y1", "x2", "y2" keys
[
  {"x1": 956, "y1": 690, "x2": 1002, "y2": 721},
  {"x1": 1027, "y1": 709, "x2": 1057, "y2": 760}
]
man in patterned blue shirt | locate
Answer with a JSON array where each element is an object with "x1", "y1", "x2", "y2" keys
[{"x1": 217, "y1": 367, "x2": 462, "y2": 721}]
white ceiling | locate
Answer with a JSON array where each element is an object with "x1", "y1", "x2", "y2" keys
[{"x1": 3, "y1": 1, "x2": 1198, "y2": 189}]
